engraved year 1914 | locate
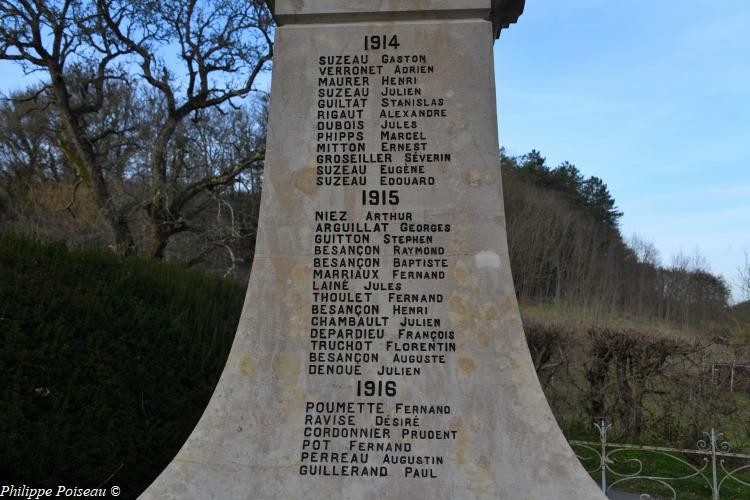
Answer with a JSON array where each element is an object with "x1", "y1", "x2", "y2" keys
[{"x1": 364, "y1": 34, "x2": 400, "y2": 50}]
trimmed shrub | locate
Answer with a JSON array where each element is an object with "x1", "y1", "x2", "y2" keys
[{"x1": 0, "y1": 235, "x2": 245, "y2": 497}]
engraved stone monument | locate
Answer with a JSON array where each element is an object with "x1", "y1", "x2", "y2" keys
[{"x1": 143, "y1": 1, "x2": 605, "y2": 498}]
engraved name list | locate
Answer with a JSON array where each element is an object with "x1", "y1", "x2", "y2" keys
[{"x1": 301, "y1": 33, "x2": 460, "y2": 481}]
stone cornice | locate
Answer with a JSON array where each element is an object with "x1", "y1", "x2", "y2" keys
[
  {"x1": 267, "y1": 0, "x2": 525, "y2": 38},
  {"x1": 491, "y1": 0, "x2": 526, "y2": 38}
]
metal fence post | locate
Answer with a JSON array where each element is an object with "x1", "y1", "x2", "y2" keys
[
  {"x1": 711, "y1": 428, "x2": 719, "y2": 500},
  {"x1": 595, "y1": 419, "x2": 611, "y2": 493}
]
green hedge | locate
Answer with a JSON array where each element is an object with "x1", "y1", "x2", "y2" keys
[{"x1": 0, "y1": 235, "x2": 245, "y2": 497}]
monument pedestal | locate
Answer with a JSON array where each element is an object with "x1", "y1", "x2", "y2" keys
[{"x1": 142, "y1": 2, "x2": 605, "y2": 498}]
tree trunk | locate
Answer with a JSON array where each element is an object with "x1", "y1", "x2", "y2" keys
[
  {"x1": 585, "y1": 332, "x2": 612, "y2": 419},
  {"x1": 50, "y1": 70, "x2": 136, "y2": 255},
  {"x1": 147, "y1": 220, "x2": 169, "y2": 259},
  {"x1": 146, "y1": 115, "x2": 182, "y2": 259},
  {"x1": 111, "y1": 210, "x2": 136, "y2": 255}
]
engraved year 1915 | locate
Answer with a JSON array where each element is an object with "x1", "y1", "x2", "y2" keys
[{"x1": 361, "y1": 189, "x2": 400, "y2": 206}]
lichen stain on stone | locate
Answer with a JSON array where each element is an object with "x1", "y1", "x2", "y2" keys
[
  {"x1": 452, "y1": 130, "x2": 472, "y2": 150},
  {"x1": 449, "y1": 417, "x2": 466, "y2": 466},
  {"x1": 476, "y1": 329, "x2": 490, "y2": 346},
  {"x1": 544, "y1": 454, "x2": 572, "y2": 480},
  {"x1": 455, "y1": 330, "x2": 466, "y2": 349},
  {"x1": 451, "y1": 419, "x2": 494, "y2": 492},
  {"x1": 291, "y1": 263, "x2": 311, "y2": 280},
  {"x1": 510, "y1": 334, "x2": 526, "y2": 353},
  {"x1": 284, "y1": 263, "x2": 312, "y2": 339},
  {"x1": 240, "y1": 355, "x2": 257, "y2": 377},
  {"x1": 273, "y1": 351, "x2": 301, "y2": 381},
  {"x1": 463, "y1": 169, "x2": 497, "y2": 188},
  {"x1": 292, "y1": 167, "x2": 318, "y2": 196},
  {"x1": 465, "y1": 453, "x2": 494, "y2": 485},
  {"x1": 162, "y1": 481, "x2": 188, "y2": 499},
  {"x1": 458, "y1": 357, "x2": 476, "y2": 377},
  {"x1": 510, "y1": 357, "x2": 529, "y2": 385},
  {"x1": 282, "y1": 295, "x2": 310, "y2": 339},
  {"x1": 453, "y1": 261, "x2": 469, "y2": 282},
  {"x1": 448, "y1": 295, "x2": 467, "y2": 316},
  {"x1": 447, "y1": 235, "x2": 468, "y2": 254},
  {"x1": 464, "y1": 169, "x2": 483, "y2": 187},
  {"x1": 312, "y1": 483, "x2": 336, "y2": 499},
  {"x1": 509, "y1": 313, "x2": 522, "y2": 328},
  {"x1": 453, "y1": 259, "x2": 481, "y2": 292},
  {"x1": 277, "y1": 384, "x2": 304, "y2": 425},
  {"x1": 483, "y1": 303, "x2": 499, "y2": 321},
  {"x1": 313, "y1": 30, "x2": 334, "y2": 47},
  {"x1": 494, "y1": 336, "x2": 506, "y2": 354},
  {"x1": 449, "y1": 293, "x2": 482, "y2": 333}
]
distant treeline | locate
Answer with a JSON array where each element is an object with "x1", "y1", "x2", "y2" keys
[{"x1": 501, "y1": 149, "x2": 729, "y2": 328}]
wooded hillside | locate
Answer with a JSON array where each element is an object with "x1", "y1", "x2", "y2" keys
[{"x1": 502, "y1": 149, "x2": 731, "y2": 331}]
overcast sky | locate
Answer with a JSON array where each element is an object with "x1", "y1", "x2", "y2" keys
[
  {"x1": 493, "y1": 0, "x2": 750, "y2": 300},
  {"x1": 1, "y1": 0, "x2": 748, "y2": 299}
]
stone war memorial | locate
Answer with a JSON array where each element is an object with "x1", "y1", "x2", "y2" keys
[{"x1": 143, "y1": 1, "x2": 605, "y2": 498}]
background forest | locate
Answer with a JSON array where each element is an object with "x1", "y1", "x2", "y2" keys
[{"x1": 1, "y1": 0, "x2": 749, "y2": 498}]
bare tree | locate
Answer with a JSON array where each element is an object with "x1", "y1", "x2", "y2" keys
[
  {"x1": 0, "y1": 87, "x2": 111, "y2": 243},
  {"x1": 0, "y1": 0, "x2": 273, "y2": 258},
  {"x1": 737, "y1": 251, "x2": 750, "y2": 302},
  {"x1": 97, "y1": 0, "x2": 272, "y2": 258},
  {"x1": 0, "y1": 0, "x2": 138, "y2": 252}
]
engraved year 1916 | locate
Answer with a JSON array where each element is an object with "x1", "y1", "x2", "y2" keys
[{"x1": 357, "y1": 380, "x2": 397, "y2": 397}]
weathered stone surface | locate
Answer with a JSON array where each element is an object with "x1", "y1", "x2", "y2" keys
[{"x1": 142, "y1": 3, "x2": 604, "y2": 499}]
